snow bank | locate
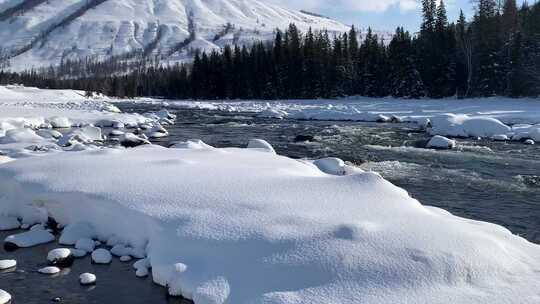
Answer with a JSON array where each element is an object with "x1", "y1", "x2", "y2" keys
[
  {"x1": 4, "y1": 230, "x2": 55, "y2": 249},
  {"x1": 161, "y1": 97, "x2": 540, "y2": 143},
  {"x1": 0, "y1": 260, "x2": 16, "y2": 270},
  {"x1": 429, "y1": 114, "x2": 512, "y2": 138},
  {"x1": 0, "y1": 145, "x2": 539, "y2": 303},
  {"x1": 426, "y1": 135, "x2": 456, "y2": 149},
  {"x1": 79, "y1": 273, "x2": 96, "y2": 285},
  {"x1": 0, "y1": 289, "x2": 11, "y2": 304}
]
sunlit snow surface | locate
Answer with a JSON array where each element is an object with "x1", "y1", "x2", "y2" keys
[{"x1": 0, "y1": 146, "x2": 539, "y2": 303}]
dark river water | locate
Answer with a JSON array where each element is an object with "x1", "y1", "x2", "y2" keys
[{"x1": 1, "y1": 102, "x2": 539, "y2": 304}]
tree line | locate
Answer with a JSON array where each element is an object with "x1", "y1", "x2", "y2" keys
[{"x1": 1, "y1": 0, "x2": 539, "y2": 99}]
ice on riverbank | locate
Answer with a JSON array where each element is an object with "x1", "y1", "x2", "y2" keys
[
  {"x1": 1, "y1": 144, "x2": 539, "y2": 303},
  {"x1": 0, "y1": 86, "x2": 175, "y2": 159}
]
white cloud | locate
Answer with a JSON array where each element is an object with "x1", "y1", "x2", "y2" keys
[{"x1": 266, "y1": 0, "x2": 419, "y2": 13}]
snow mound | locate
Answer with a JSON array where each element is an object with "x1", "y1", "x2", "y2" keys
[
  {"x1": 429, "y1": 114, "x2": 511, "y2": 138},
  {"x1": 75, "y1": 238, "x2": 95, "y2": 253},
  {"x1": 47, "y1": 248, "x2": 74, "y2": 267},
  {"x1": 0, "y1": 146, "x2": 539, "y2": 303},
  {"x1": 427, "y1": 135, "x2": 456, "y2": 149},
  {"x1": 91, "y1": 249, "x2": 112, "y2": 264},
  {"x1": 4, "y1": 230, "x2": 55, "y2": 249},
  {"x1": 59, "y1": 222, "x2": 96, "y2": 245},
  {"x1": 0, "y1": 289, "x2": 11, "y2": 304},
  {"x1": 0, "y1": 128, "x2": 44, "y2": 144},
  {"x1": 247, "y1": 139, "x2": 276, "y2": 154},
  {"x1": 0, "y1": 216, "x2": 20, "y2": 231},
  {"x1": 0, "y1": 260, "x2": 16, "y2": 270},
  {"x1": 170, "y1": 139, "x2": 214, "y2": 150},
  {"x1": 79, "y1": 273, "x2": 96, "y2": 285},
  {"x1": 38, "y1": 266, "x2": 60, "y2": 275}
]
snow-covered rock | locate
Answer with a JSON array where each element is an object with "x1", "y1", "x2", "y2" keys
[
  {"x1": 170, "y1": 139, "x2": 214, "y2": 150},
  {"x1": 119, "y1": 133, "x2": 150, "y2": 148},
  {"x1": 247, "y1": 139, "x2": 276, "y2": 154},
  {"x1": 136, "y1": 267, "x2": 149, "y2": 278},
  {"x1": 79, "y1": 273, "x2": 96, "y2": 285},
  {"x1": 4, "y1": 230, "x2": 55, "y2": 250},
  {"x1": 0, "y1": 260, "x2": 16, "y2": 270},
  {"x1": 91, "y1": 249, "x2": 112, "y2": 264},
  {"x1": 59, "y1": 222, "x2": 96, "y2": 245},
  {"x1": 1, "y1": 146, "x2": 539, "y2": 303},
  {"x1": 120, "y1": 255, "x2": 132, "y2": 262},
  {"x1": 492, "y1": 134, "x2": 509, "y2": 141},
  {"x1": 429, "y1": 114, "x2": 511, "y2": 138},
  {"x1": 57, "y1": 126, "x2": 103, "y2": 147},
  {"x1": 0, "y1": 128, "x2": 43, "y2": 144},
  {"x1": 75, "y1": 238, "x2": 95, "y2": 253},
  {"x1": 0, "y1": 289, "x2": 11, "y2": 304},
  {"x1": 312, "y1": 157, "x2": 347, "y2": 175},
  {"x1": 48, "y1": 117, "x2": 72, "y2": 129},
  {"x1": 524, "y1": 139, "x2": 535, "y2": 145},
  {"x1": 110, "y1": 244, "x2": 131, "y2": 257},
  {"x1": 0, "y1": 216, "x2": 20, "y2": 231},
  {"x1": 70, "y1": 249, "x2": 87, "y2": 258},
  {"x1": 38, "y1": 266, "x2": 60, "y2": 275},
  {"x1": 426, "y1": 135, "x2": 457, "y2": 149},
  {"x1": 47, "y1": 248, "x2": 74, "y2": 267}
]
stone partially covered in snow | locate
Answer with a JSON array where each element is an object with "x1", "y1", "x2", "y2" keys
[
  {"x1": 70, "y1": 249, "x2": 87, "y2": 258},
  {"x1": 247, "y1": 139, "x2": 276, "y2": 154},
  {"x1": 1, "y1": 146, "x2": 540, "y2": 303},
  {"x1": 429, "y1": 114, "x2": 511, "y2": 138},
  {"x1": 120, "y1": 255, "x2": 132, "y2": 262},
  {"x1": 170, "y1": 139, "x2": 214, "y2": 150},
  {"x1": 36, "y1": 129, "x2": 62, "y2": 139},
  {"x1": 110, "y1": 244, "x2": 131, "y2": 257},
  {"x1": 0, "y1": 289, "x2": 11, "y2": 304},
  {"x1": 4, "y1": 230, "x2": 55, "y2": 250},
  {"x1": 38, "y1": 266, "x2": 60, "y2": 275},
  {"x1": 48, "y1": 117, "x2": 72, "y2": 129},
  {"x1": 136, "y1": 267, "x2": 149, "y2": 277},
  {"x1": 426, "y1": 135, "x2": 456, "y2": 149},
  {"x1": 492, "y1": 134, "x2": 509, "y2": 141},
  {"x1": 312, "y1": 157, "x2": 347, "y2": 175},
  {"x1": 59, "y1": 222, "x2": 96, "y2": 245},
  {"x1": 0, "y1": 216, "x2": 20, "y2": 231},
  {"x1": 257, "y1": 108, "x2": 288, "y2": 119},
  {"x1": 0, "y1": 128, "x2": 43, "y2": 144},
  {"x1": 119, "y1": 133, "x2": 150, "y2": 148},
  {"x1": 0, "y1": 260, "x2": 16, "y2": 270},
  {"x1": 57, "y1": 126, "x2": 102, "y2": 147},
  {"x1": 47, "y1": 248, "x2": 74, "y2": 267},
  {"x1": 79, "y1": 273, "x2": 96, "y2": 285},
  {"x1": 75, "y1": 238, "x2": 95, "y2": 253},
  {"x1": 91, "y1": 249, "x2": 112, "y2": 264},
  {"x1": 524, "y1": 139, "x2": 535, "y2": 145}
]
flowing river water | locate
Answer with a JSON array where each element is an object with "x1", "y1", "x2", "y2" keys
[{"x1": 1, "y1": 102, "x2": 539, "y2": 303}]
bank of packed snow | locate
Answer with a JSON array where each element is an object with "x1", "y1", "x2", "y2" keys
[
  {"x1": 157, "y1": 97, "x2": 540, "y2": 143},
  {"x1": 0, "y1": 85, "x2": 174, "y2": 158},
  {"x1": 1, "y1": 144, "x2": 540, "y2": 304}
]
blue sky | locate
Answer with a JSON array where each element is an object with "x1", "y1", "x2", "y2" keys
[{"x1": 268, "y1": 0, "x2": 524, "y2": 32}]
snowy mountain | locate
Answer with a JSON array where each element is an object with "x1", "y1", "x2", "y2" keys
[{"x1": 0, "y1": 0, "x2": 351, "y2": 71}]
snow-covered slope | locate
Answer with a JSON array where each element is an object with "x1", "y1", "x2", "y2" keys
[{"x1": 0, "y1": 0, "x2": 350, "y2": 70}]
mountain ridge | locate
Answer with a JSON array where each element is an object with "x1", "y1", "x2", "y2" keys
[{"x1": 0, "y1": 0, "x2": 355, "y2": 71}]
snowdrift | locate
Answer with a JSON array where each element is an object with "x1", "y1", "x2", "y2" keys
[{"x1": 1, "y1": 145, "x2": 539, "y2": 304}]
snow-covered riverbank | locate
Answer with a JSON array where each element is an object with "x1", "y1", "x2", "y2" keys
[
  {"x1": 144, "y1": 97, "x2": 540, "y2": 143},
  {"x1": 1, "y1": 86, "x2": 540, "y2": 304}
]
